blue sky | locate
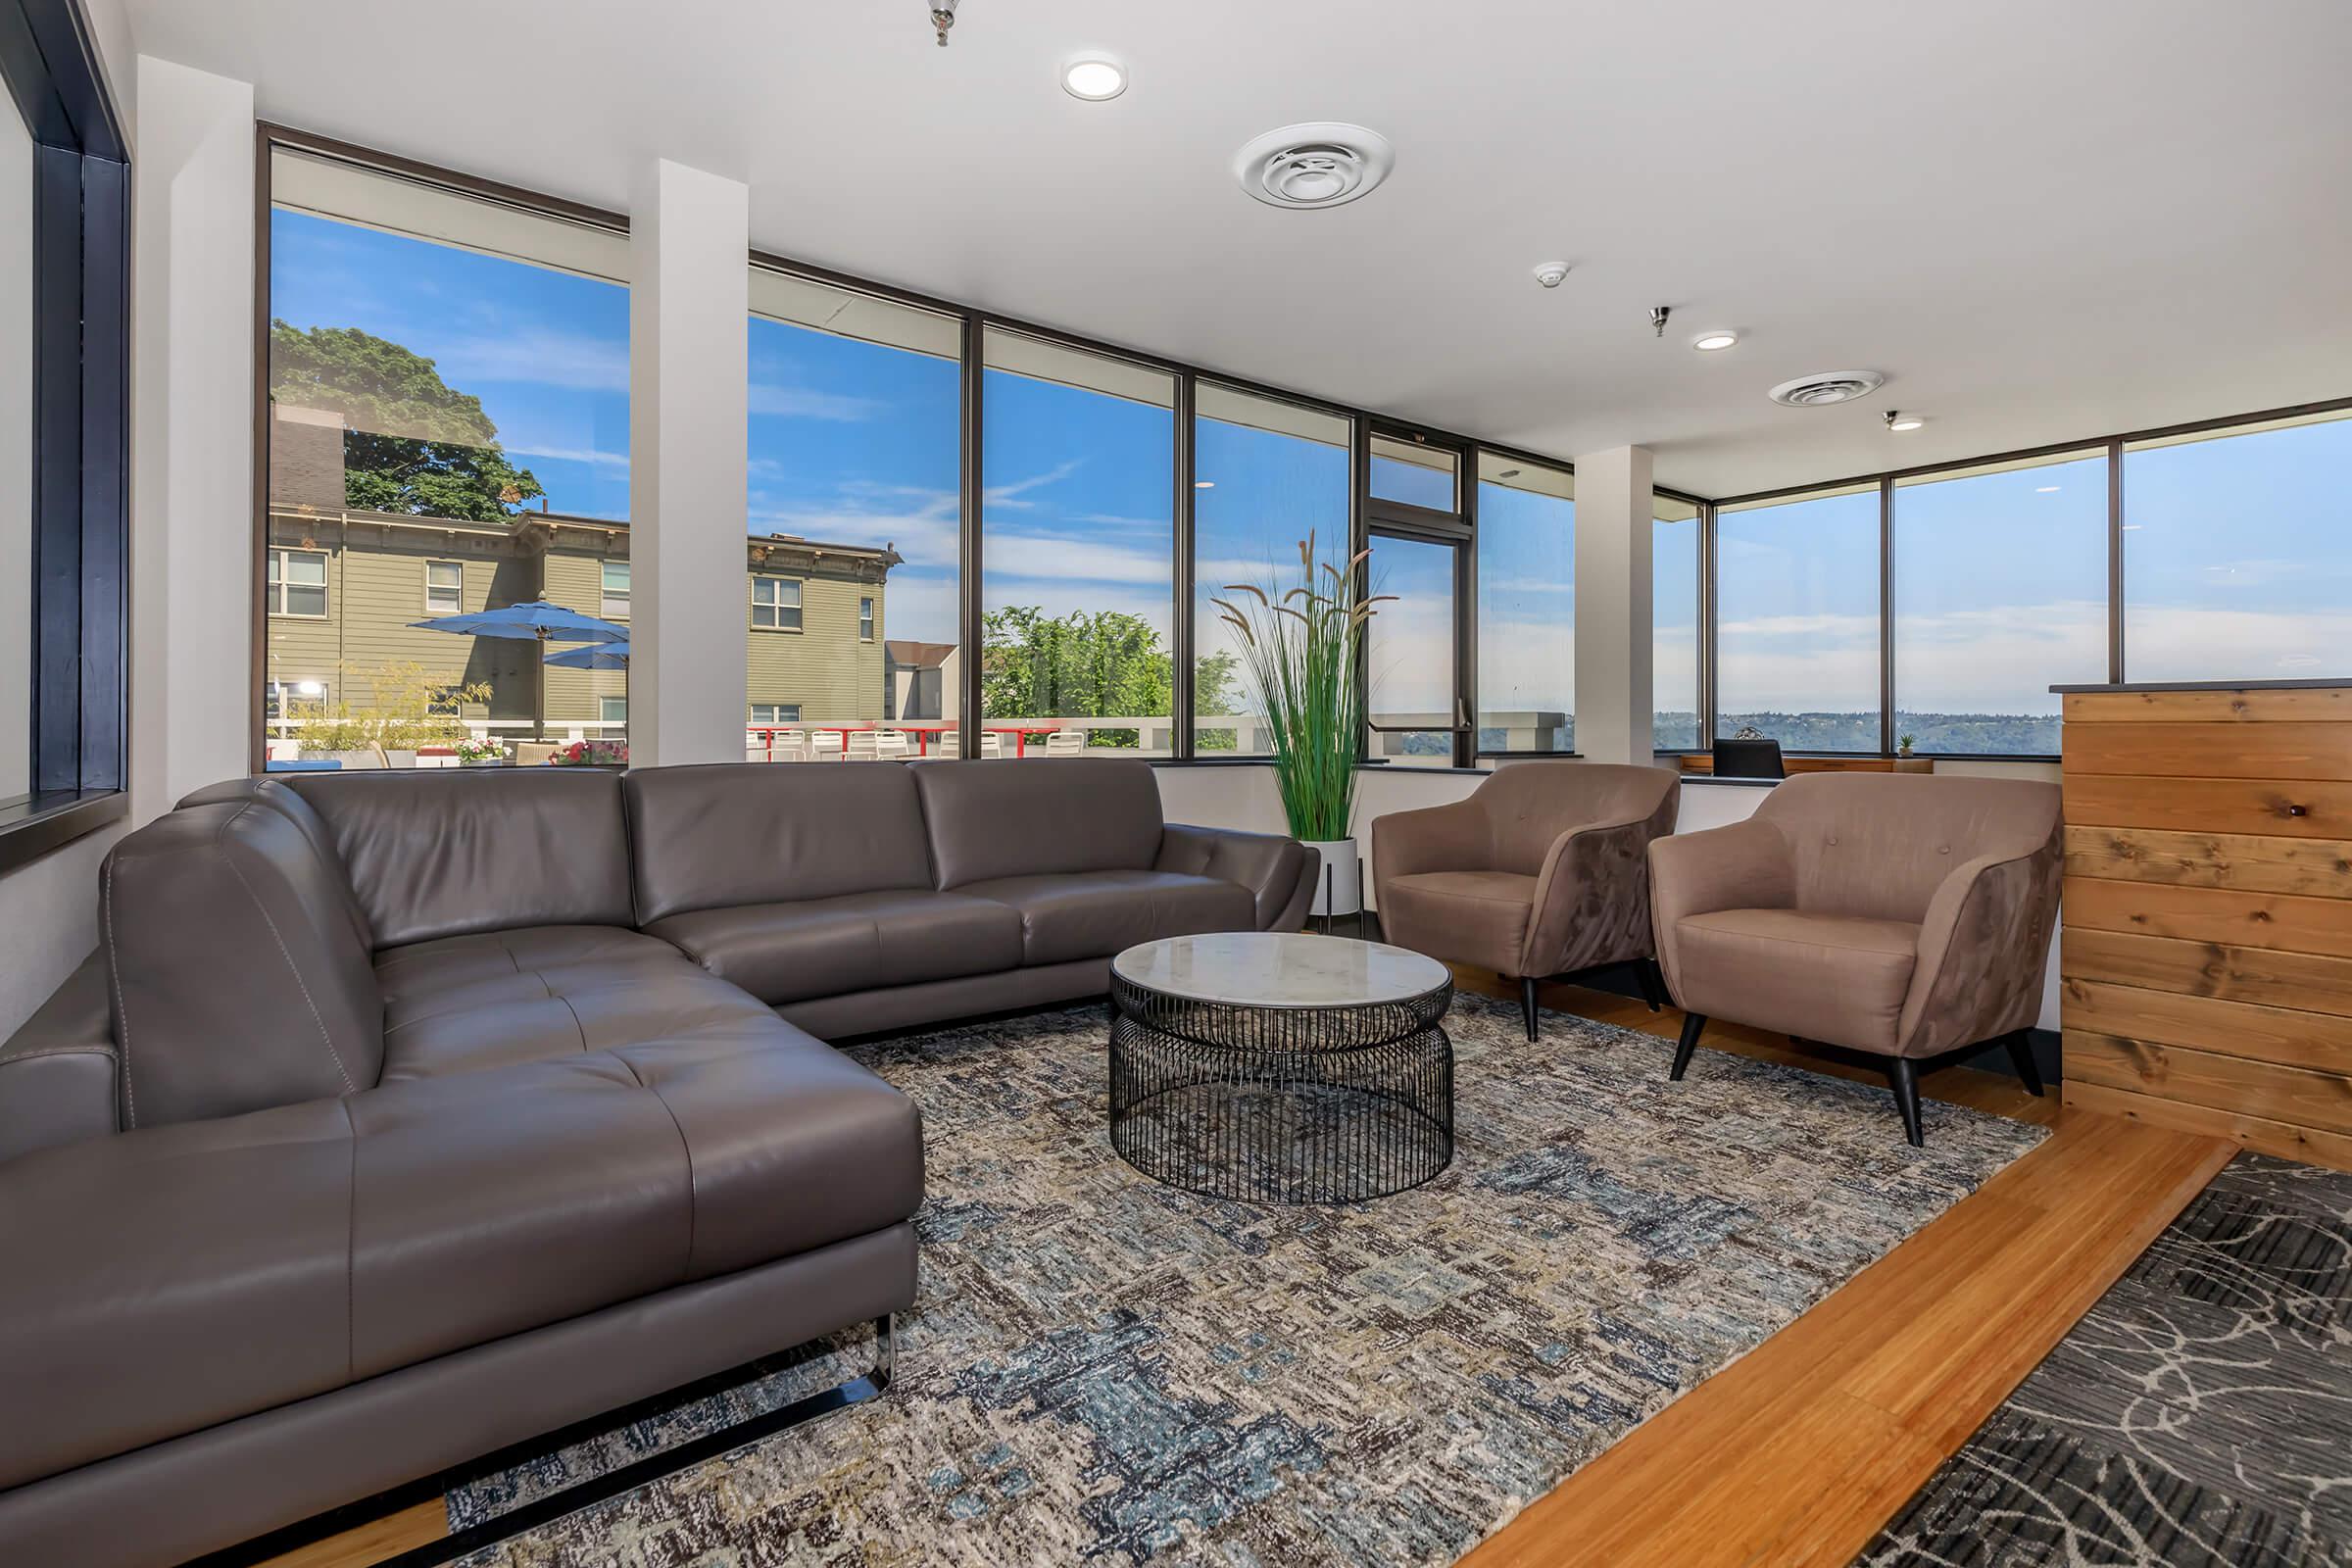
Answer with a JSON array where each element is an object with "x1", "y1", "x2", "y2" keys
[{"x1": 274, "y1": 207, "x2": 2352, "y2": 716}]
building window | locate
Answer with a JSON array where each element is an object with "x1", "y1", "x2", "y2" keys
[
  {"x1": 981, "y1": 327, "x2": 1176, "y2": 756},
  {"x1": 268, "y1": 548, "x2": 330, "y2": 618},
  {"x1": 1714, "y1": 484, "x2": 1882, "y2": 752},
  {"x1": 601, "y1": 560, "x2": 631, "y2": 619},
  {"x1": 599, "y1": 695, "x2": 626, "y2": 724},
  {"x1": 752, "y1": 575, "x2": 803, "y2": 631},
  {"x1": 1893, "y1": 451, "x2": 2107, "y2": 755},
  {"x1": 264, "y1": 136, "x2": 629, "y2": 773},
  {"x1": 859, "y1": 596, "x2": 875, "y2": 640},
  {"x1": 1652, "y1": 495, "x2": 1702, "y2": 751},
  {"x1": 1192, "y1": 384, "x2": 1351, "y2": 756},
  {"x1": 424, "y1": 560, "x2": 463, "y2": 614},
  {"x1": 264, "y1": 679, "x2": 329, "y2": 722},
  {"x1": 1476, "y1": 453, "x2": 1574, "y2": 753},
  {"x1": 751, "y1": 703, "x2": 802, "y2": 725},
  {"x1": 2123, "y1": 410, "x2": 2352, "y2": 682}
]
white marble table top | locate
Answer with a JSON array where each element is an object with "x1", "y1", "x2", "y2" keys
[{"x1": 1112, "y1": 932, "x2": 1450, "y2": 1008}]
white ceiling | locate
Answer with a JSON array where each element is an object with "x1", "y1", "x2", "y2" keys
[{"x1": 126, "y1": 0, "x2": 2352, "y2": 497}]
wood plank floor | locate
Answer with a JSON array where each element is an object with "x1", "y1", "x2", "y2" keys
[{"x1": 264, "y1": 977, "x2": 2230, "y2": 1568}]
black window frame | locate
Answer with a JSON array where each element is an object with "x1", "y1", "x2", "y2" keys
[{"x1": 0, "y1": 0, "x2": 129, "y2": 872}]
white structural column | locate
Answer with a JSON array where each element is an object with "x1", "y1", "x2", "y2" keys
[
  {"x1": 1570, "y1": 445, "x2": 1656, "y2": 764},
  {"x1": 628, "y1": 160, "x2": 749, "y2": 766},
  {"x1": 129, "y1": 58, "x2": 255, "y2": 819}
]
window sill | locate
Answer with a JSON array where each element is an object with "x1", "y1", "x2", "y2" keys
[{"x1": 0, "y1": 791, "x2": 129, "y2": 875}]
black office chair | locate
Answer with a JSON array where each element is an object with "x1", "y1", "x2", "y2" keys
[{"x1": 1712, "y1": 737, "x2": 1787, "y2": 780}]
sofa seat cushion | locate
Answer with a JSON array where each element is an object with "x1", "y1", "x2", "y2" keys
[
  {"x1": 0, "y1": 1027, "x2": 921, "y2": 1493},
  {"x1": 1379, "y1": 870, "x2": 1540, "y2": 972},
  {"x1": 646, "y1": 891, "x2": 1024, "y2": 1006},
  {"x1": 375, "y1": 927, "x2": 771, "y2": 1082},
  {"x1": 1672, "y1": 908, "x2": 1921, "y2": 1052},
  {"x1": 957, "y1": 870, "x2": 1257, "y2": 966}
]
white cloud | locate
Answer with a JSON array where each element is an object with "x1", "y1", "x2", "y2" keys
[
  {"x1": 433, "y1": 324, "x2": 629, "y2": 393},
  {"x1": 507, "y1": 443, "x2": 629, "y2": 471},
  {"x1": 748, "y1": 383, "x2": 884, "y2": 421}
]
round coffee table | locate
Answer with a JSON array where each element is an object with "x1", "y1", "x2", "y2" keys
[{"x1": 1107, "y1": 932, "x2": 1454, "y2": 1204}]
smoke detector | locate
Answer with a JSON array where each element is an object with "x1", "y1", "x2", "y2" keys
[
  {"x1": 1767, "y1": 370, "x2": 1885, "y2": 408},
  {"x1": 1233, "y1": 122, "x2": 1395, "y2": 210},
  {"x1": 1532, "y1": 261, "x2": 1570, "y2": 288}
]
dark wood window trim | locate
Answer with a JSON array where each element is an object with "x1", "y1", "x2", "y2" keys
[{"x1": 0, "y1": 0, "x2": 129, "y2": 875}]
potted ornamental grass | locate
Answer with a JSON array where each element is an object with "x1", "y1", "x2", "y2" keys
[{"x1": 1211, "y1": 532, "x2": 1393, "y2": 916}]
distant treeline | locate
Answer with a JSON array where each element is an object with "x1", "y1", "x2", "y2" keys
[{"x1": 1444, "y1": 711, "x2": 2062, "y2": 758}]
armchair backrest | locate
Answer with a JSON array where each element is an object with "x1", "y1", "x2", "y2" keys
[
  {"x1": 1755, "y1": 773, "x2": 2062, "y2": 922},
  {"x1": 1474, "y1": 762, "x2": 1681, "y2": 876}
]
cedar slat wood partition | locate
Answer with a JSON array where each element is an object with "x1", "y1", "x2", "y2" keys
[{"x1": 2057, "y1": 682, "x2": 2352, "y2": 1170}]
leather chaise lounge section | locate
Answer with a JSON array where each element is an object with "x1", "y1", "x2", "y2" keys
[{"x1": 0, "y1": 759, "x2": 1314, "y2": 1568}]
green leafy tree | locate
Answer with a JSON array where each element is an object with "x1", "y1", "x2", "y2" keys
[
  {"x1": 270, "y1": 321, "x2": 544, "y2": 521},
  {"x1": 988, "y1": 607, "x2": 1229, "y2": 748}
]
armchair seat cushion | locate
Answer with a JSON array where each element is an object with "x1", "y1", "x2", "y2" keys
[
  {"x1": 1672, "y1": 908, "x2": 1920, "y2": 1052},
  {"x1": 1378, "y1": 871, "x2": 1540, "y2": 972},
  {"x1": 957, "y1": 870, "x2": 1255, "y2": 966},
  {"x1": 646, "y1": 891, "x2": 1024, "y2": 1006}
]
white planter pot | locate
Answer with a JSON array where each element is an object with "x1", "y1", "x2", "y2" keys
[{"x1": 1304, "y1": 838, "x2": 1361, "y2": 917}]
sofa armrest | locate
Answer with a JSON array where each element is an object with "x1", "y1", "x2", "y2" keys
[
  {"x1": 1896, "y1": 834, "x2": 2063, "y2": 1057},
  {"x1": 1645, "y1": 817, "x2": 1795, "y2": 1004},
  {"x1": 0, "y1": 952, "x2": 120, "y2": 1166},
  {"x1": 1524, "y1": 789, "x2": 1681, "y2": 976},
  {"x1": 1157, "y1": 824, "x2": 1318, "y2": 931}
]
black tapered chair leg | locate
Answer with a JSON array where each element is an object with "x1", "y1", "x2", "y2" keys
[
  {"x1": 1634, "y1": 958, "x2": 1665, "y2": 1012},
  {"x1": 1670, "y1": 1012, "x2": 1706, "y2": 1080},
  {"x1": 1519, "y1": 975, "x2": 1541, "y2": 1042},
  {"x1": 1889, "y1": 1056, "x2": 1926, "y2": 1148},
  {"x1": 2002, "y1": 1028, "x2": 2046, "y2": 1098}
]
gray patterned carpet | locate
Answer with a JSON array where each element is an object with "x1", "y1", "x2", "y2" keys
[
  {"x1": 454, "y1": 995, "x2": 2048, "y2": 1567},
  {"x1": 1859, "y1": 1152, "x2": 2352, "y2": 1568}
]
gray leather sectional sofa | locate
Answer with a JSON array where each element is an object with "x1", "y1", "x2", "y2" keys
[{"x1": 0, "y1": 758, "x2": 1314, "y2": 1568}]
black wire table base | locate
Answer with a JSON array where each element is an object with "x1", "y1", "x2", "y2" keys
[{"x1": 1107, "y1": 973, "x2": 1455, "y2": 1205}]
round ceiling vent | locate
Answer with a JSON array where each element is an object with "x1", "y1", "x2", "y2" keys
[
  {"x1": 1233, "y1": 122, "x2": 1396, "y2": 210},
  {"x1": 1767, "y1": 370, "x2": 1885, "y2": 408}
]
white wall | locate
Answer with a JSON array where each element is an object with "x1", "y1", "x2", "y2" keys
[{"x1": 0, "y1": 50, "x2": 259, "y2": 1042}]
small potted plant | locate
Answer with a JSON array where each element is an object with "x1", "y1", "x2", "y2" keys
[
  {"x1": 551, "y1": 738, "x2": 629, "y2": 768},
  {"x1": 1894, "y1": 733, "x2": 1932, "y2": 773},
  {"x1": 455, "y1": 736, "x2": 506, "y2": 767}
]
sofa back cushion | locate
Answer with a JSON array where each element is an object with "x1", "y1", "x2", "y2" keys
[
  {"x1": 102, "y1": 800, "x2": 384, "y2": 1127},
  {"x1": 283, "y1": 769, "x2": 635, "y2": 948},
  {"x1": 1758, "y1": 772, "x2": 2063, "y2": 923},
  {"x1": 910, "y1": 757, "x2": 1164, "y2": 890},
  {"x1": 178, "y1": 776, "x2": 373, "y2": 949},
  {"x1": 624, "y1": 762, "x2": 936, "y2": 921}
]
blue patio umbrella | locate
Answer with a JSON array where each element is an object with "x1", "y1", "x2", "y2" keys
[
  {"x1": 543, "y1": 639, "x2": 630, "y2": 670},
  {"x1": 411, "y1": 600, "x2": 630, "y2": 739}
]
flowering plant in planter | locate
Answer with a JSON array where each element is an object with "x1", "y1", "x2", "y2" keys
[
  {"x1": 551, "y1": 739, "x2": 628, "y2": 766},
  {"x1": 454, "y1": 737, "x2": 505, "y2": 764}
]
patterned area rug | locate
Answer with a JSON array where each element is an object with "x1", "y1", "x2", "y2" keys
[
  {"x1": 457, "y1": 995, "x2": 2048, "y2": 1567},
  {"x1": 1859, "y1": 1152, "x2": 2352, "y2": 1568}
]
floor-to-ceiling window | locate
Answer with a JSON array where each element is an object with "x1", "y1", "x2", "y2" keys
[
  {"x1": 1714, "y1": 483, "x2": 1881, "y2": 751},
  {"x1": 980, "y1": 329, "x2": 1176, "y2": 756},
  {"x1": 2123, "y1": 411, "x2": 2352, "y2": 682},
  {"x1": 1191, "y1": 385, "x2": 1351, "y2": 756},
  {"x1": 1893, "y1": 450, "x2": 2107, "y2": 755},
  {"x1": 745, "y1": 267, "x2": 960, "y2": 757},
  {"x1": 1653, "y1": 494, "x2": 1702, "y2": 751},
  {"x1": 1366, "y1": 534, "x2": 1460, "y2": 767},
  {"x1": 265, "y1": 143, "x2": 629, "y2": 767},
  {"x1": 1476, "y1": 454, "x2": 1574, "y2": 754}
]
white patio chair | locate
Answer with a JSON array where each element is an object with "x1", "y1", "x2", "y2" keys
[
  {"x1": 808, "y1": 729, "x2": 846, "y2": 762},
  {"x1": 1045, "y1": 728, "x2": 1087, "y2": 758},
  {"x1": 846, "y1": 730, "x2": 881, "y2": 761},
  {"x1": 874, "y1": 729, "x2": 911, "y2": 760},
  {"x1": 933, "y1": 729, "x2": 959, "y2": 758},
  {"x1": 979, "y1": 732, "x2": 1004, "y2": 760}
]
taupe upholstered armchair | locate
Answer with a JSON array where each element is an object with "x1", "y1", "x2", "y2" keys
[
  {"x1": 1647, "y1": 772, "x2": 2062, "y2": 1146},
  {"x1": 1372, "y1": 762, "x2": 1680, "y2": 1040}
]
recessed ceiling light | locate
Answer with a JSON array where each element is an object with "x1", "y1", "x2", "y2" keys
[
  {"x1": 1691, "y1": 331, "x2": 1739, "y2": 352},
  {"x1": 1194, "y1": 480, "x2": 1214, "y2": 489},
  {"x1": 1061, "y1": 54, "x2": 1127, "y2": 101},
  {"x1": 1886, "y1": 412, "x2": 1925, "y2": 431}
]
